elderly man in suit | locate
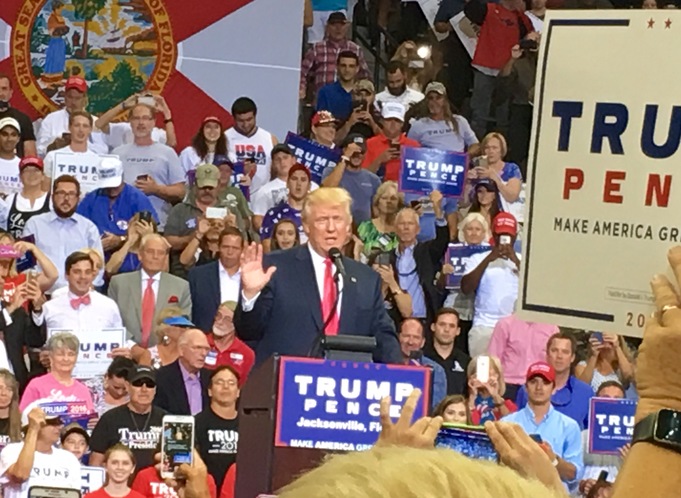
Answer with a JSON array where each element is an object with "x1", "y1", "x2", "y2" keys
[
  {"x1": 154, "y1": 328, "x2": 211, "y2": 415},
  {"x1": 108, "y1": 233, "x2": 191, "y2": 347},
  {"x1": 234, "y1": 187, "x2": 401, "y2": 365},
  {"x1": 188, "y1": 227, "x2": 244, "y2": 332}
]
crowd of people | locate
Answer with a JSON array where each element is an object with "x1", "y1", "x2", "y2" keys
[{"x1": 0, "y1": 0, "x2": 661, "y2": 497}]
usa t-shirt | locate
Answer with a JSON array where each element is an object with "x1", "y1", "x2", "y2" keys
[
  {"x1": 195, "y1": 408, "x2": 238, "y2": 491},
  {"x1": 0, "y1": 443, "x2": 81, "y2": 498}
]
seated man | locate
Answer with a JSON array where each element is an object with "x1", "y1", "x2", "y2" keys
[
  {"x1": 461, "y1": 212, "x2": 521, "y2": 357},
  {"x1": 502, "y1": 362, "x2": 584, "y2": 491},
  {"x1": 205, "y1": 301, "x2": 255, "y2": 384}
]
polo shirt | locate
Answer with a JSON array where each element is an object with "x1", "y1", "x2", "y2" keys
[
  {"x1": 423, "y1": 346, "x2": 470, "y2": 396},
  {"x1": 205, "y1": 334, "x2": 255, "y2": 386},
  {"x1": 362, "y1": 133, "x2": 420, "y2": 181},
  {"x1": 77, "y1": 183, "x2": 159, "y2": 239},
  {"x1": 316, "y1": 81, "x2": 353, "y2": 121},
  {"x1": 515, "y1": 375, "x2": 593, "y2": 430},
  {"x1": 502, "y1": 405, "x2": 584, "y2": 490}
]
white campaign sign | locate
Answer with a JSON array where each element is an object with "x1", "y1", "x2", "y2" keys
[
  {"x1": 518, "y1": 11, "x2": 681, "y2": 337},
  {"x1": 52, "y1": 152, "x2": 118, "y2": 195},
  {"x1": 47, "y1": 328, "x2": 126, "y2": 379},
  {"x1": 81, "y1": 466, "x2": 106, "y2": 494}
]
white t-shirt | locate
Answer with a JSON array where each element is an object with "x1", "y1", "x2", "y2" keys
[
  {"x1": 225, "y1": 126, "x2": 275, "y2": 194},
  {"x1": 0, "y1": 443, "x2": 81, "y2": 498},
  {"x1": 179, "y1": 146, "x2": 214, "y2": 176},
  {"x1": 251, "y1": 178, "x2": 320, "y2": 216},
  {"x1": 0, "y1": 157, "x2": 21, "y2": 197},
  {"x1": 463, "y1": 250, "x2": 520, "y2": 328},
  {"x1": 375, "y1": 87, "x2": 425, "y2": 112}
]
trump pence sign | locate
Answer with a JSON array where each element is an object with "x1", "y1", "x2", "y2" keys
[{"x1": 518, "y1": 11, "x2": 681, "y2": 337}]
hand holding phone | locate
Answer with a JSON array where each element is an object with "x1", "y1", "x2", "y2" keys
[
  {"x1": 476, "y1": 356, "x2": 490, "y2": 384},
  {"x1": 592, "y1": 332, "x2": 604, "y2": 343},
  {"x1": 161, "y1": 415, "x2": 195, "y2": 479}
]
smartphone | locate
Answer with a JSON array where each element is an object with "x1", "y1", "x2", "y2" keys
[
  {"x1": 389, "y1": 143, "x2": 400, "y2": 153},
  {"x1": 138, "y1": 210, "x2": 153, "y2": 224},
  {"x1": 519, "y1": 39, "x2": 538, "y2": 50},
  {"x1": 26, "y1": 269, "x2": 37, "y2": 286},
  {"x1": 410, "y1": 200, "x2": 422, "y2": 209},
  {"x1": 137, "y1": 95, "x2": 156, "y2": 108},
  {"x1": 475, "y1": 156, "x2": 489, "y2": 170},
  {"x1": 29, "y1": 487, "x2": 81, "y2": 498},
  {"x1": 136, "y1": 174, "x2": 150, "y2": 181},
  {"x1": 206, "y1": 206, "x2": 228, "y2": 220},
  {"x1": 376, "y1": 252, "x2": 391, "y2": 267},
  {"x1": 529, "y1": 434, "x2": 543, "y2": 443},
  {"x1": 436, "y1": 426, "x2": 497, "y2": 462},
  {"x1": 161, "y1": 415, "x2": 195, "y2": 479},
  {"x1": 592, "y1": 331, "x2": 604, "y2": 343},
  {"x1": 476, "y1": 356, "x2": 490, "y2": 384}
]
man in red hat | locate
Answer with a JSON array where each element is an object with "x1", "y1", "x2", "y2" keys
[
  {"x1": 502, "y1": 361, "x2": 584, "y2": 490},
  {"x1": 461, "y1": 211, "x2": 521, "y2": 357},
  {"x1": 310, "y1": 110, "x2": 337, "y2": 148},
  {"x1": 36, "y1": 75, "x2": 109, "y2": 156}
]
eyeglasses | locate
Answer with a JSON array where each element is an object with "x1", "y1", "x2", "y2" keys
[
  {"x1": 132, "y1": 379, "x2": 156, "y2": 388},
  {"x1": 54, "y1": 190, "x2": 78, "y2": 199}
]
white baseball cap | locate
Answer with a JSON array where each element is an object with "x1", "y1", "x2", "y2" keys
[
  {"x1": 21, "y1": 398, "x2": 64, "y2": 427},
  {"x1": 98, "y1": 156, "x2": 124, "y2": 189},
  {"x1": 381, "y1": 102, "x2": 406, "y2": 122},
  {"x1": 0, "y1": 117, "x2": 20, "y2": 133}
]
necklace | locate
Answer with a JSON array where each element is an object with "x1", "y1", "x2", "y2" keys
[{"x1": 128, "y1": 406, "x2": 153, "y2": 433}]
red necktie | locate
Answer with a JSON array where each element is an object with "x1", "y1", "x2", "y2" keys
[
  {"x1": 322, "y1": 258, "x2": 339, "y2": 335},
  {"x1": 70, "y1": 294, "x2": 91, "y2": 310},
  {"x1": 141, "y1": 278, "x2": 155, "y2": 347}
]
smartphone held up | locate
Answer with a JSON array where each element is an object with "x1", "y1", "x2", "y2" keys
[{"x1": 161, "y1": 415, "x2": 195, "y2": 479}]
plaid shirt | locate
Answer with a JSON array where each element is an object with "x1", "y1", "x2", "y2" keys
[{"x1": 300, "y1": 38, "x2": 370, "y2": 96}]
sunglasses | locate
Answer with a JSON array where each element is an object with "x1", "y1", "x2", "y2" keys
[
  {"x1": 45, "y1": 416, "x2": 64, "y2": 426},
  {"x1": 132, "y1": 379, "x2": 156, "y2": 389}
]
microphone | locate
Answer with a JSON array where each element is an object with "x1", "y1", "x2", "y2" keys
[{"x1": 328, "y1": 247, "x2": 347, "y2": 280}]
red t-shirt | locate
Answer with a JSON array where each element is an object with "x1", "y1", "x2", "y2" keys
[
  {"x1": 131, "y1": 466, "x2": 217, "y2": 498},
  {"x1": 205, "y1": 334, "x2": 255, "y2": 385},
  {"x1": 362, "y1": 134, "x2": 421, "y2": 182},
  {"x1": 470, "y1": 399, "x2": 517, "y2": 425},
  {"x1": 2, "y1": 273, "x2": 26, "y2": 306},
  {"x1": 84, "y1": 488, "x2": 146, "y2": 498},
  {"x1": 472, "y1": 4, "x2": 533, "y2": 70},
  {"x1": 219, "y1": 464, "x2": 236, "y2": 498}
]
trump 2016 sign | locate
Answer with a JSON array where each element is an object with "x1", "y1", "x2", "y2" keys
[
  {"x1": 518, "y1": 11, "x2": 681, "y2": 337},
  {"x1": 274, "y1": 358, "x2": 431, "y2": 451}
]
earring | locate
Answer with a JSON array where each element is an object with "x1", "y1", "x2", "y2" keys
[{"x1": 162, "y1": 335, "x2": 170, "y2": 345}]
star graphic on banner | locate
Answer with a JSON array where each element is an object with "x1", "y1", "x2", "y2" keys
[
  {"x1": 665, "y1": 18, "x2": 672, "y2": 28},
  {"x1": 648, "y1": 17, "x2": 655, "y2": 28}
]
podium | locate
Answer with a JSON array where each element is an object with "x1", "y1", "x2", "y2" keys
[{"x1": 234, "y1": 356, "x2": 432, "y2": 498}]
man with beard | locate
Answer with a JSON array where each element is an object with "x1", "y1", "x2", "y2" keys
[
  {"x1": 225, "y1": 97, "x2": 278, "y2": 195},
  {"x1": 374, "y1": 61, "x2": 424, "y2": 112},
  {"x1": 113, "y1": 104, "x2": 185, "y2": 232},
  {"x1": 77, "y1": 157, "x2": 158, "y2": 260},
  {"x1": 204, "y1": 302, "x2": 254, "y2": 384},
  {"x1": 23, "y1": 175, "x2": 103, "y2": 293},
  {"x1": 42, "y1": 110, "x2": 102, "y2": 193},
  {"x1": 260, "y1": 164, "x2": 311, "y2": 252}
]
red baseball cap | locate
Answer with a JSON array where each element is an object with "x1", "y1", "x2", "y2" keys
[
  {"x1": 311, "y1": 110, "x2": 336, "y2": 126},
  {"x1": 203, "y1": 116, "x2": 221, "y2": 126},
  {"x1": 19, "y1": 156, "x2": 44, "y2": 171},
  {"x1": 288, "y1": 163, "x2": 311, "y2": 182},
  {"x1": 493, "y1": 212, "x2": 518, "y2": 236},
  {"x1": 65, "y1": 76, "x2": 87, "y2": 93},
  {"x1": 526, "y1": 361, "x2": 555, "y2": 384}
]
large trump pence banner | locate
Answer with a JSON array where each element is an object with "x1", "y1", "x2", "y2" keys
[
  {"x1": 518, "y1": 11, "x2": 681, "y2": 337},
  {"x1": 0, "y1": 0, "x2": 303, "y2": 142}
]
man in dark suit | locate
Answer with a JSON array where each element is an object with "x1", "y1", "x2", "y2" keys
[
  {"x1": 188, "y1": 227, "x2": 244, "y2": 332},
  {"x1": 389, "y1": 190, "x2": 449, "y2": 327},
  {"x1": 154, "y1": 328, "x2": 211, "y2": 415},
  {"x1": 234, "y1": 187, "x2": 401, "y2": 365}
]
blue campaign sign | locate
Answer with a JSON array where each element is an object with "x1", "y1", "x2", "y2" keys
[
  {"x1": 285, "y1": 132, "x2": 341, "y2": 184},
  {"x1": 445, "y1": 244, "x2": 490, "y2": 288},
  {"x1": 274, "y1": 358, "x2": 431, "y2": 451},
  {"x1": 399, "y1": 147, "x2": 468, "y2": 197},
  {"x1": 588, "y1": 397, "x2": 637, "y2": 455}
]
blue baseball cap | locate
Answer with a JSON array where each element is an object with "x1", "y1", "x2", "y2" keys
[{"x1": 162, "y1": 316, "x2": 195, "y2": 328}]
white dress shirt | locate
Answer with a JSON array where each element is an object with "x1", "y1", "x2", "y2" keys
[
  {"x1": 141, "y1": 270, "x2": 161, "y2": 304},
  {"x1": 218, "y1": 262, "x2": 240, "y2": 304},
  {"x1": 242, "y1": 244, "x2": 343, "y2": 317},
  {"x1": 33, "y1": 289, "x2": 124, "y2": 331}
]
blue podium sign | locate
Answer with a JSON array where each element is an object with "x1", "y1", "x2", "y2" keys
[{"x1": 274, "y1": 357, "x2": 431, "y2": 451}]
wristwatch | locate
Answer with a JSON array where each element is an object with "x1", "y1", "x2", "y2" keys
[{"x1": 632, "y1": 409, "x2": 681, "y2": 454}]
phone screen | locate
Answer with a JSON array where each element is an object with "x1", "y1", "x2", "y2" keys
[
  {"x1": 436, "y1": 426, "x2": 497, "y2": 462},
  {"x1": 592, "y1": 332, "x2": 604, "y2": 343},
  {"x1": 376, "y1": 252, "x2": 391, "y2": 267},
  {"x1": 476, "y1": 356, "x2": 490, "y2": 384},
  {"x1": 161, "y1": 417, "x2": 195, "y2": 478},
  {"x1": 499, "y1": 235, "x2": 512, "y2": 245}
]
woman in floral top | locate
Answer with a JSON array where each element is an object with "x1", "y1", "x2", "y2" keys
[{"x1": 357, "y1": 181, "x2": 402, "y2": 259}]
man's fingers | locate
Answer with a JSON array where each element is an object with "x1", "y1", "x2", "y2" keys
[
  {"x1": 379, "y1": 396, "x2": 393, "y2": 431},
  {"x1": 396, "y1": 388, "x2": 420, "y2": 431},
  {"x1": 485, "y1": 421, "x2": 513, "y2": 458},
  {"x1": 650, "y1": 274, "x2": 681, "y2": 321}
]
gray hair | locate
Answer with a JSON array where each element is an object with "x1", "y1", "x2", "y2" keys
[
  {"x1": 46, "y1": 332, "x2": 80, "y2": 353},
  {"x1": 395, "y1": 207, "x2": 419, "y2": 226},
  {"x1": 458, "y1": 212, "x2": 491, "y2": 244},
  {"x1": 140, "y1": 233, "x2": 169, "y2": 252}
]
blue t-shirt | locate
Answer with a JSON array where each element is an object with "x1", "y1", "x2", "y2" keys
[
  {"x1": 321, "y1": 167, "x2": 380, "y2": 224},
  {"x1": 260, "y1": 201, "x2": 304, "y2": 241},
  {"x1": 515, "y1": 375, "x2": 593, "y2": 430},
  {"x1": 403, "y1": 192, "x2": 457, "y2": 242},
  {"x1": 500, "y1": 162, "x2": 523, "y2": 182},
  {"x1": 316, "y1": 81, "x2": 353, "y2": 122}
]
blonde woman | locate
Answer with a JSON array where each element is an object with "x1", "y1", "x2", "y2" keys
[
  {"x1": 0, "y1": 231, "x2": 58, "y2": 303},
  {"x1": 146, "y1": 306, "x2": 193, "y2": 369},
  {"x1": 0, "y1": 370, "x2": 22, "y2": 450},
  {"x1": 357, "y1": 181, "x2": 402, "y2": 257},
  {"x1": 475, "y1": 132, "x2": 523, "y2": 206},
  {"x1": 467, "y1": 355, "x2": 516, "y2": 425}
]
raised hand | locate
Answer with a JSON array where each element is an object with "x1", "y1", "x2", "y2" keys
[
  {"x1": 240, "y1": 242, "x2": 277, "y2": 300},
  {"x1": 376, "y1": 388, "x2": 442, "y2": 449}
]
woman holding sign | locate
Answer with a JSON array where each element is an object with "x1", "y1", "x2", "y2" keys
[{"x1": 84, "y1": 443, "x2": 144, "y2": 498}]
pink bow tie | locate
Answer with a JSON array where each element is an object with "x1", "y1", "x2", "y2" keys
[{"x1": 70, "y1": 294, "x2": 91, "y2": 310}]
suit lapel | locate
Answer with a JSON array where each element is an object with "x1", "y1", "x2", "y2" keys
[
  {"x1": 339, "y1": 256, "x2": 357, "y2": 334},
  {"x1": 211, "y1": 262, "x2": 222, "y2": 310},
  {"x1": 131, "y1": 271, "x2": 142, "y2": 326},
  {"x1": 296, "y1": 247, "x2": 323, "y2": 330}
]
